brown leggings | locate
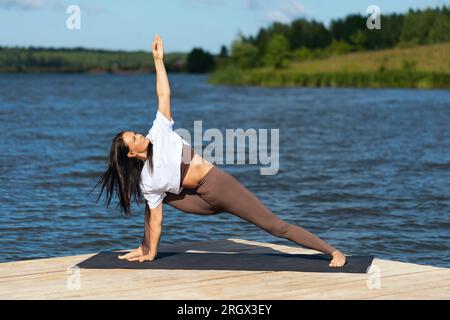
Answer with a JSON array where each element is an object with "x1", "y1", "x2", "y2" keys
[{"x1": 163, "y1": 146, "x2": 337, "y2": 255}]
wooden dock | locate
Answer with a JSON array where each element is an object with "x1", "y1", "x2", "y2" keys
[{"x1": 0, "y1": 238, "x2": 449, "y2": 299}]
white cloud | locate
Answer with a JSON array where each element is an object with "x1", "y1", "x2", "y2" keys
[
  {"x1": 265, "y1": 10, "x2": 291, "y2": 24},
  {"x1": 0, "y1": 0, "x2": 105, "y2": 14},
  {"x1": 284, "y1": 0, "x2": 308, "y2": 17},
  {"x1": 0, "y1": 0, "x2": 63, "y2": 10},
  {"x1": 0, "y1": 0, "x2": 42, "y2": 10},
  {"x1": 244, "y1": 0, "x2": 310, "y2": 23}
]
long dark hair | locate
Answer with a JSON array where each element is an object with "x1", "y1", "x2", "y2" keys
[{"x1": 92, "y1": 131, "x2": 153, "y2": 216}]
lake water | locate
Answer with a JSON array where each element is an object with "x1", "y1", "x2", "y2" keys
[{"x1": 0, "y1": 73, "x2": 449, "y2": 268}]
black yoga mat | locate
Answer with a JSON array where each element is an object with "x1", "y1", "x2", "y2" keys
[{"x1": 76, "y1": 251, "x2": 375, "y2": 273}]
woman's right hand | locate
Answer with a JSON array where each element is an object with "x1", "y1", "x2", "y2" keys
[
  {"x1": 152, "y1": 33, "x2": 164, "y2": 61},
  {"x1": 118, "y1": 244, "x2": 149, "y2": 260}
]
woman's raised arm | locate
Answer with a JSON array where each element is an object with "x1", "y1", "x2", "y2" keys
[{"x1": 152, "y1": 34, "x2": 172, "y2": 121}]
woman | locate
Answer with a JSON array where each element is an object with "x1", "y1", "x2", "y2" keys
[{"x1": 96, "y1": 34, "x2": 347, "y2": 267}]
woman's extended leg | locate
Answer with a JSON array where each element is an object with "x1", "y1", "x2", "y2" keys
[{"x1": 195, "y1": 166, "x2": 338, "y2": 255}]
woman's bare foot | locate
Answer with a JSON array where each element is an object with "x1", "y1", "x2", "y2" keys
[
  {"x1": 118, "y1": 245, "x2": 146, "y2": 260},
  {"x1": 329, "y1": 250, "x2": 346, "y2": 267}
]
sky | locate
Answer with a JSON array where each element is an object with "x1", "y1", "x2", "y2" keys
[{"x1": 0, "y1": 0, "x2": 448, "y2": 54}]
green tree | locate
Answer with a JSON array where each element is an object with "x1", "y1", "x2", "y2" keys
[
  {"x1": 350, "y1": 30, "x2": 368, "y2": 51},
  {"x1": 289, "y1": 18, "x2": 331, "y2": 49},
  {"x1": 399, "y1": 8, "x2": 436, "y2": 45},
  {"x1": 326, "y1": 39, "x2": 353, "y2": 55},
  {"x1": 230, "y1": 39, "x2": 259, "y2": 69},
  {"x1": 365, "y1": 13, "x2": 404, "y2": 50},
  {"x1": 294, "y1": 47, "x2": 314, "y2": 62},
  {"x1": 330, "y1": 14, "x2": 365, "y2": 43},
  {"x1": 428, "y1": 10, "x2": 450, "y2": 43},
  {"x1": 262, "y1": 34, "x2": 291, "y2": 68},
  {"x1": 186, "y1": 48, "x2": 216, "y2": 73},
  {"x1": 219, "y1": 45, "x2": 228, "y2": 58}
]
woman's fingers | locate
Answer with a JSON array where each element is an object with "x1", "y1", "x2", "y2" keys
[
  {"x1": 155, "y1": 34, "x2": 162, "y2": 45},
  {"x1": 328, "y1": 257, "x2": 346, "y2": 267},
  {"x1": 152, "y1": 34, "x2": 163, "y2": 52}
]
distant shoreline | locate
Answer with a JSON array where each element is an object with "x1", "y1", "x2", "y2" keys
[
  {"x1": 208, "y1": 69, "x2": 450, "y2": 89},
  {"x1": 2, "y1": 43, "x2": 449, "y2": 89},
  {"x1": 0, "y1": 47, "x2": 188, "y2": 74},
  {"x1": 208, "y1": 43, "x2": 450, "y2": 89},
  {"x1": 0, "y1": 68, "x2": 154, "y2": 74}
]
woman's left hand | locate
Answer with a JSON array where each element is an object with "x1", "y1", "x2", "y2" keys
[
  {"x1": 126, "y1": 251, "x2": 157, "y2": 262},
  {"x1": 152, "y1": 34, "x2": 164, "y2": 61}
]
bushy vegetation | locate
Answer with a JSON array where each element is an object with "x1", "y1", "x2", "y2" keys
[
  {"x1": 209, "y1": 43, "x2": 450, "y2": 88},
  {"x1": 209, "y1": 6, "x2": 450, "y2": 88},
  {"x1": 223, "y1": 6, "x2": 450, "y2": 69}
]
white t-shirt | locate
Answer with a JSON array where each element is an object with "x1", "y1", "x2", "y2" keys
[{"x1": 140, "y1": 110, "x2": 190, "y2": 209}]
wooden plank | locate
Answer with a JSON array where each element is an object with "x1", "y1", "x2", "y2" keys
[
  {"x1": 234, "y1": 270, "x2": 450, "y2": 300},
  {"x1": 0, "y1": 238, "x2": 448, "y2": 299},
  {"x1": 26, "y1": 265, "x2": 445, "y2": 300}
]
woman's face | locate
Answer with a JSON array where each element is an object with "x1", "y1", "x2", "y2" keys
[{"x1": 122, "y1": 131, "x2": 149, "y2": 158}]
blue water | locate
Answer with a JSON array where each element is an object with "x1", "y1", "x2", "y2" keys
[{"x1": 0, "y1": 73, "x2": 449, "y2": 268}]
